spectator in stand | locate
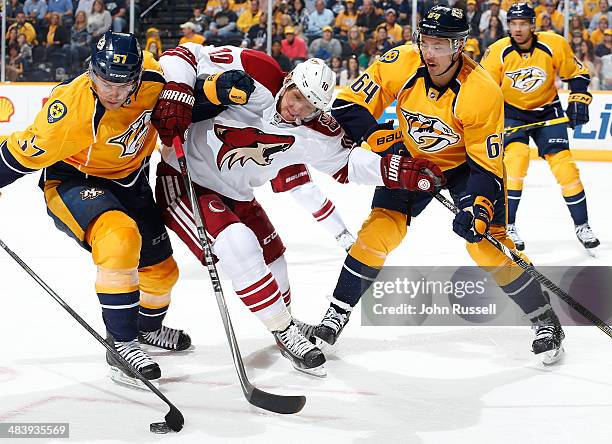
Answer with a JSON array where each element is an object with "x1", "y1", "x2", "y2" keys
[
  {"x1": 329, "y1": 55, "x2": 343, "y2": 85},
  {"x1": 205, "y1": 0, "x2": 223, "y2": 17},
  {"x1": 243, "y1": 12, "x2": 267, "y2": 50},
  {"x1": 558, "y1": 0, "x2": 584, "y2": 18},
  {"x1": 274, "y1": 12, "x2": 293, "y2": 37},
  {"x1": 568, "y1": 15, "x2": 590, "y2": 44},
  {"x1": 335, "y1": 0, "x2": 358, "y2": 36},
  {"x1": 88, "y1": 0, "x2": 112, "y2": 39},
  {"x1": 537, "y1": 13, "x2": 555, "y2": 32},
  {"x1": 356, "y1": 0, "x2": 382, "y2": 37},
  {"x1": 42, "y1": 12, "x2": 69, "y2": 55},
  {"x1": 592, "y1": 16, "x2": 610, "y2": 45},
  {"x1": 179, "y1": 21, "x2": 206, "y2": 45},
  {"x1": 309, "y1": 25, "x2": 342, "y2": 61},
  {"x1": 17, "y1": 33, "x2": 33, "y2": 68},
  {"x1": 382, "y1": 9, "x2": 402, "y2": 42},
  {"x1": 7, "y1": 43, "x2": 24, "y2": 81},
  {"x1": 589, "y1": 0, "x2": 612, "y2": 32},
  {"x1": 232, "y1": 0, "x2": 250, "y2": 17},
  {"x1": 341, "y1": 25, "x2": 365, "y2": 58},
  {"x1": 583, "y1": 0, "x2": 601, "y2": 21},
  {"x1": 327, "y1": 0, "x2": 344, "y2": 16},
  {"x1": 271, "y1": 37, "x2": 293, "y2": 71},
  {"x1": 466, "y1": 0, "x2": 482, "y2": 38},
  {"x1": 104, "y1": 0, "x2": 127, "y2": 32},
  {"x1": 7, "y1": 0, "x2": 25, "y2": 24},
  {"x1": 390, "y1": 0, "x2": 409, "y2": 25},
  {"x1": 481, "y1": 14, "x2": 504, "y2": 50},
  {"x1": 281, "y1": 25, "x2": 308, "y2": 62},
  {"x1": 190, "y1": 6, "x2": 209, "y2": 33},
  {"x1": 536, "y1": 0, "x2": 563, "y2": 34},
  {"x1": 306, "y1": 0, "x2": 334, "y2": 40},
  {"x1": 290, "y1": 0, "x2": 309, "y2": 34},
  {"x1": 600, "y1": 53, "x2": 612, "y2": 89},
  {"x1": 464, "y1": 37, "x2": 481, "y2": 60},
  {"x1": 595, "y1": 28, "x2": 612, "y2": 56},
  {"x1": 479, "y1": 0, "x2": 507, "y2": 33},
  {"x1": 399, "y1": 25, "x2": 412, "y2": 45},
  {"x1": 338, "y1": 54, "x2": 362, "y2": 86},
  {"x1": 373, "y1": 24, "x2": 394, "y2": 54},
  {"x1": 7, "y1": 28, "x2": 19, "y2": 47},
  {"x1": 7, "y1": 12, "x2": 38, "y2": 45},
  {"x1": 46, "y1": 0, "x2": 73, "y2": 26},
  {"x1": 570, "y1": 30, "x2": 584, "y2": 54},
  {"x1": 578, "y1": 39, "x2": 602, "y2": 89},
  {"x1": 65, "y1": 10, "x2": 90, "y2": 74},
  {"x1": 359, "y1": 37, "x2": 378, "y2": 66},
  {"x1": 24, "y1": 0, "x2": 47, "y2": 25},
  {"x1": 145, "y1": 27, "x2": 162, "y2": 59},
  {"x1": 76, "y1": 0, "x2": 95, "y2": 17},
  {"x1": 237, "y1": 0, "x2": 262, "y2": 33},
  {"x1": 205, "y1": 0, "x2": 240, "y2": 43}
]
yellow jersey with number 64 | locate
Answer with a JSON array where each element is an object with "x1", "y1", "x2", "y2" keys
[
  {"x1": 336, "y1": 45, "x2": 505, "y2": 179},
  {"x1": 4, "y1": 51, "x2": 165, "y2": 180}
]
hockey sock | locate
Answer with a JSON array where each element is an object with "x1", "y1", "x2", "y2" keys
[
  {"x1": 564, "y1": 190, "x2": 588, "y2": 226},
  {"x1": 138, "y1": 256, "x2": 179, "y2": 332},
  {"x1": 268, "y1": 255, "x2": 291, "y2": 310},
  {"x1": 507, "y1": 190, "x2": 521, "y2": 225},
  {"x1": 500, "y1": 272, "x2": 549, "y2": 316},
  {"x1": 97, "y1": 290, "x2": 141, "y2": 341},
  {"x1": 332, "y1": 255, "x2": 381, "y2": 308},
  {"x1": 289, "y1": 182, "x2": 348, "y2": 238}
]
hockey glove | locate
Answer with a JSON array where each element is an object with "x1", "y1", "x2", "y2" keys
[
  {"x1": 202, "y1": 70, "x2": 256, "y2": 106},
  {"x1": 361, "y1": 121, "x2": 407, "y2": 155},
  {"x1": 566, "y1": 92, "x2": 592, "y2": 128},
  {"x1": 152, "y1": 81, "x2": 195, "y2": 146},
  {"x1": 380, "y1": 154, "x2": 445, "y2": 192},
  {"x1": 452, "y1": 196, "x2": 494, "y2": 243}
]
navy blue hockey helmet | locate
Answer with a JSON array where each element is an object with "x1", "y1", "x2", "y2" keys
[
  {"x1": 91, "y1": 31, "x2": 143, "y2": 83},
  {"x1": 507, "y1": 2, "x2": 536, "y2": 25},
  {"x1": 419, "y1": 6, "x2": 470, "y2": 40}
]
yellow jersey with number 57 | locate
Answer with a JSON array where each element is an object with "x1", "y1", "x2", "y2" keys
[
  {"x1": 336, "y1": 45, "x2": 505, "y2": 179},
  {"x1": 4, "y1": 51, "x2": 165, "y2": 180},
  {"x1": 480, "y1": 32, "x2": 590, "y2": 111}
]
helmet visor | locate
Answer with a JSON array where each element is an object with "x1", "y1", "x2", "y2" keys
[
  {"x1": 416, "y1": 33, "x2": 459, "y2": 56},
  {"x1": 90, "y1": 69, "x2": 137, "y2": 97}
]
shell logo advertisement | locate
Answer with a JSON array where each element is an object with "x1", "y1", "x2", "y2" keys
[{"x1": 0, "y1": 96, "x2": 15, "y2": 122}]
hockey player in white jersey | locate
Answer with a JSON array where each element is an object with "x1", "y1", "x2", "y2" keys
[{"x1": 150, "y1": 44, "x2": 444, "y2": 376}]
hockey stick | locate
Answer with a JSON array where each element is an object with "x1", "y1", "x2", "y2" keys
[
  {"x1": 0, "y1": 238, "x2": 184, "y2": 433},
  {"x1": 171, "y1": 136, "x2": 306, "y2": 415},
  {"x1": 504, "y1": 116, "x2": 569, "y2": 135},
  {"x1": 432, "y1": 192, "x2": 612, "y2": 338}
]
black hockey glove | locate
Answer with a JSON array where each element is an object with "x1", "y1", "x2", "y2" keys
[
  {"x1": 201, "y1": 70, "x2": 256, "y2": 106},
  {"x1": 566, "y1": 92, "x2": 592, "y2": 129},
  {"x1": 452, "y1": 196, "x2": 494, "y2": 243}
]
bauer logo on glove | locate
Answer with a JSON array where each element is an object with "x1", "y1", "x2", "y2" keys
[{"x1": 203, "y1": 70, "x2": 256, "y2": 106}]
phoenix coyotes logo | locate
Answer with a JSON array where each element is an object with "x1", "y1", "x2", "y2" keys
[
  {"x1": 108, "y1": 111, "x2": 152, "y2": 157},
  {"x1": 215, "y1": 125, "x2": 295, "y2": 170},
  {"x1": 400, "y1": 109, "x2": 460, "y2": 152},
  {"x1": 505, "y1": 66, "x2": 547, "y2": 93}
]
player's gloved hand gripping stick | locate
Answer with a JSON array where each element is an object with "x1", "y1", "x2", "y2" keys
[
  {"x1": 434, "y1": 191, "x2": 612, "y2": 341},
  {"x1": 171, "y1": 135, "x2": 306, "y2": 415}
]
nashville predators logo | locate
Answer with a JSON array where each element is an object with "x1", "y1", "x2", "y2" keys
[
  {"x1": 108, "y1": 111, "x2": 152, "y2": 157},
  {"x1": 215, "y1": 125, "x2": 295, "y2": 170},
  {"x1": 400, "y1": 109, "x2": 460, "y2": 152},
  {"x1": 505, "y1": 66, "x2": 547, "y2": 93},
  {"x1": 47, "y1": 100, "x2": 67, "y2": 123},
  {"x1": 80, "y1": 187, "x2": 104, "y2": 200}
]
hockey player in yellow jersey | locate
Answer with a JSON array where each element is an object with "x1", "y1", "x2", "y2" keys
[
  {"x1": 0, "y1": 31, "x2": 191, "y2": 387},
  {"x1": 481, "y1": 2, "x2": 599, "y2": 251},
  {"x1": 312, "y1": 6, "x2": 565, "y2": 364}
]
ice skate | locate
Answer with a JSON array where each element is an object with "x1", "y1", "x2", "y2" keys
[
  {"x1": 575, "y1": 223, "x2": 600, "y2": 249},
  {"x1": 273, "y1": 322, "x2": 326, "y2": 377},
  {"x1": 107, "y1": 334, "x2": 161, "y2": 389},
  {"x1": 313, "y1": 305, "x2": 351, "y2": 346},
  {"x1": 531, "y1": 307, "x2": 565, "y2": 365},
  {"x1": 292, "y1": 318, "x2": 316, "y2": 343},
  {"x1": 139, "y1": 325, "x2": 192, "y2": 351},
  {"x1": 507, "y1": 223, "x2": 525, "y2": 251}
]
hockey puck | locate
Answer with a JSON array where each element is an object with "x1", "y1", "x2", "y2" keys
[{"x1": 150, "y1": 422, "x2": 172, "y2": 434}]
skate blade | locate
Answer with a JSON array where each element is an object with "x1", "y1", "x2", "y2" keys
[
  {"x1": 540, "y1": 346, "x2": 565, "y2": 366},
  {"x1": 294, "y1": 363, "x2": 327, "y2": 378},
  {"x1": 109, "y1": 366, "x2": 159, "y2": 390}
]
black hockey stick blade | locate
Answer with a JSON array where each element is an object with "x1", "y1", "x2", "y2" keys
[
  {"x1": 248, "y1": 387, "x2": 306, "y2": 414},
  {"x1": 164, "y1": 406, "x2": 185, "y2": 432}
]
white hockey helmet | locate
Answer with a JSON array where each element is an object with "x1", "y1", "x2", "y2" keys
[{"x1": 288, "y1": 58, "x2": 336, "y2": 111}]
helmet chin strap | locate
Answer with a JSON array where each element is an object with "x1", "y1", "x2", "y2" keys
[{"x1": 436, "y1": 51, "x2": 462, "y2": 77}]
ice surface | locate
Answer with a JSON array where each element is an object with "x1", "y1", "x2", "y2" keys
[{"x1": 1, "y1": 159, "x2": 611, "y2": 443}]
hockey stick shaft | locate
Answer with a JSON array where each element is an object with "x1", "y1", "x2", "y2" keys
[
  {"x1": 432, "y1": 192, "x2": 612, "y2": 338},
  {"x1": 171, "y1": 136, "x2": 306, "y2": 414},
  {"x1": 0, "y1": 238, "x2": 184, "y2": 431},
  {"x1": 504, "y1": 116, "x2": 569, "y2": 135}
]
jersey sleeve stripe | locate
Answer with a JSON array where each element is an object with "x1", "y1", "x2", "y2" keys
[
  {"x1": 0, "y1": 140, "x2": 37, "y2": 187},
  {"x1": 141, "y1": 70, "x2": 165, "y2": 84},
  {"x1": 162, "y1": 47, "x2": 197, "y2": 73}
]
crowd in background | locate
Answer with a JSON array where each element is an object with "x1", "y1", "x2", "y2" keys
[{"x1": 3, "y1": 0, "x2": 612, "y2": 89}]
